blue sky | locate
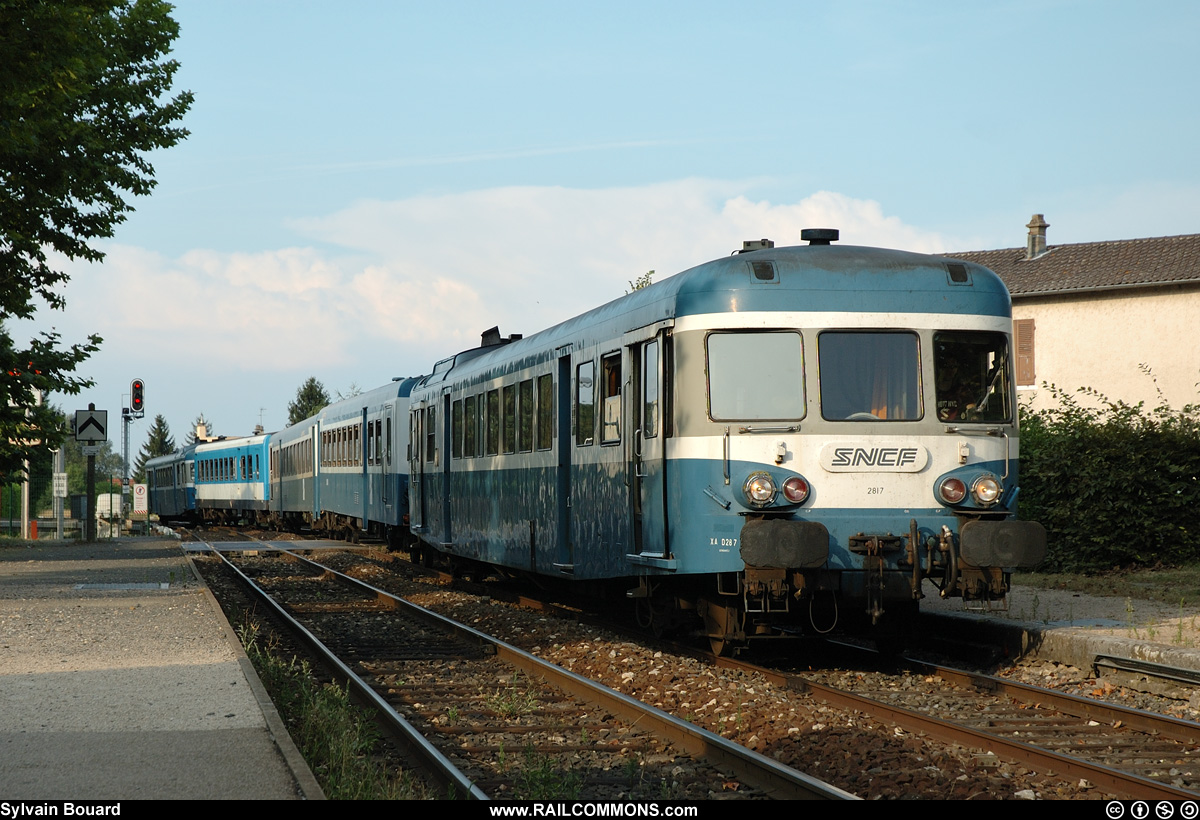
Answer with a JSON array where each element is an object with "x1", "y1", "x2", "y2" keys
[{"x1": 26, "y1": 0, "x2": 1200, "y2": 452}]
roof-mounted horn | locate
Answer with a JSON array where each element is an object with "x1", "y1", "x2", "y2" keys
[{"x1": 801, "y1": 228, "x2": 839, "y2": 245}]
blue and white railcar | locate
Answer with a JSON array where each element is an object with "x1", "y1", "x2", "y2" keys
[
  {"x1": 146, "y1": 445, "x2": 196, "y2": 522},
  {"x1": 268, "y1": 417, "x2": 317, "y2": 529},
  {"x1": 309, "y1": 379, "x2": 418, "y2": 542},
  {"x1": 193, "y1": 434, "x2": 271, "y2": 524},
  {"x1": 408, "y1": 232, "x2": 1046, "y2": 652}
]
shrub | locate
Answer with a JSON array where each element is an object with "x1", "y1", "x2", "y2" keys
[{"x1": 1019, "y1": 379, "x2": 1200, "y2": 573}]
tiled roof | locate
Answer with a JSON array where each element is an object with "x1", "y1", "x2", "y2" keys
[{"x1": 947, "y1": 233, "x2": 1200, "y2": 297}]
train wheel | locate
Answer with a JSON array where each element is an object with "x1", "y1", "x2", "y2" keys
[{"x1": 700, "y1": 598, "x2": 742, "y2": 657}]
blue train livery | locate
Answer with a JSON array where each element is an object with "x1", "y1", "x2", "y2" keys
[{"x1": 405, "y1": 232, "x2": 1046, "y2": 652}]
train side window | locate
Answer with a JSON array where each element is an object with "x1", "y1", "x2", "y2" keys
[
  {"x1": 537, "y1": 374, "x2": 553, "y2": 451},
  {"x1": 425, "y1": 406, "x2": 437, "y2": 464},
  {"x1": 601, "y1": 353, "x2": 621, "y2": 444},
  {"x1": 502, "y1": 384, "x2": 516, "y2": 454},
  {"x1": 518, "y1": 379, "x2": 533, "y2": 452},
  {"x1": 486, "y1": 389, "x2": 500, "y2": 455},
  {"x1": 575, "y1": 361, "x2": 594, "y2": 446},
  {"x1": 385, "y1": 417, "x2": 392, "y2": 464},
  {"x1": 451, "y1": 399, "x2": 463, "y2": 459},
  {"x1": 463, "y1": 395, "x2": 477, "y2": 457},
  {"x1": 643, "y1": 340, "x2": 659, "y2": 438}
]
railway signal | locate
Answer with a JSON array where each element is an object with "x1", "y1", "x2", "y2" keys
[{"x1": 131, "y1": 379, "x2": 145, "y2": 414}]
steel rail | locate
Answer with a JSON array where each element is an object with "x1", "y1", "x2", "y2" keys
[
  {"x1": 910, "y1": 658, "x2": 1200, "y2": 747},
  {"x1": 203, "y1": 541, "x2": 490, "y2": 800},
  {"x1": 273, "y1": 546, "x2": 858, "y2": 800},
  {"x1": 703, "y1": 650, "x2": 1199, "y2": 800},
  {"x1": 1093, "y1": 654, "x2": 1200, "y2": 689}
]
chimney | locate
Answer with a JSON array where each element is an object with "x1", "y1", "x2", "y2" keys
[{"x1": 1025, "y1": 214, "x2": 1049, "y2": 260}]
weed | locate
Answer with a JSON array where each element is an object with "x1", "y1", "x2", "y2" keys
[
  {"x1": 623, "y1": 754, "x2": 643, "y2": 785},
  {"x1": 236, "y1": 613, "x2": 429, "y2": 800},
  {"x1": 513, "y1": 746, "x2": 582, "y2": 800},
  {"x1": 489, "y1": 672, "x2": 538, "y2": 718},
  {"x1": 1126, "y1": 597, "x2": 1139, "y2": 639}
]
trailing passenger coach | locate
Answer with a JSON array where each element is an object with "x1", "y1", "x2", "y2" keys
[{"x1": 406, "y1": 230, "x2": 1046, "y2": 653}]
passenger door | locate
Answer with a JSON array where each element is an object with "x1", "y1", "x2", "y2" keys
[
  {"x1": 631, "y1": 334, "x2": 668, "y2": 556},
  {"x1": 409, "y1": 405, "x2": 425, "y2": 531}
]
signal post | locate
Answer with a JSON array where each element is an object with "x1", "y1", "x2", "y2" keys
[{"x1": 122, "y1": 379, "x2": 145, "y2": 517}]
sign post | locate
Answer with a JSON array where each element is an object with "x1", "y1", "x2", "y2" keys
[{"x1": 75, "y1": 404, "x2": 108, "y2": 543}]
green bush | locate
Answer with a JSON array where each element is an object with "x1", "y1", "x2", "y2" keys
[{"x1": 1019, "y1": 381, "x2": 1200, "y2": 573}]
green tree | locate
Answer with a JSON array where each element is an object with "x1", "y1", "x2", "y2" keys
[
  {"x1": 132, "y1": 414, "x2": 174, "y2": 483},
  {"x1": 0, "y1": 330, "x2": 99, "y2": 482},
  {"x1": 289, "y1": 377, "x2": 331, "y2": 425},
  {"x1": 0, "y1": 0, "x2": 192, "y2": 477}
]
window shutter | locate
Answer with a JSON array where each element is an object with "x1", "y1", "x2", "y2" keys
[{"x1": 1015, "y1": 319, "x2": 1035, "y2": 386}]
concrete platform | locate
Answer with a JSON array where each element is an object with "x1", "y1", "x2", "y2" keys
[
  {"x1": 922, "y1": 578, "x2": 1200, "y2": 678},
  {"x1": 0, "y1": 538, "x2": 322, "y2": 800}
]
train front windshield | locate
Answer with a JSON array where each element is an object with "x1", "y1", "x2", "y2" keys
[
  {"x1": 819, "y1": 332, "x2": 922, "y2": 421},
  {"x1": 702, "y1": 328, "x2": 1014, "y2": 425},
  {"x1": 934, "y1": 331, "x2": 1013, "y2": 423}
]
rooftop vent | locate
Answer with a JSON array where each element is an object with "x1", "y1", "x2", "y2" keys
[
  {"x1": 801, "y1": 228, "x2": 839, "y2": 245},
  {"x1": 480, "y1": 327, "x2": 523, "y2": 347}
]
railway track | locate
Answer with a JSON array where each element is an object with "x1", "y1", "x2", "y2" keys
[
  {"x1": 191, "y1": 539, "x2": 855, "y2": 801},
  {"x1": 715, "y1": 651, "x2": 1200, "y2": 800},
  {"x1": 184, "y1": 535, "x2": 1200, "y2": 799}
]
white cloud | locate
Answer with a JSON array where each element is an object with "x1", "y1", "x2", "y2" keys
[
  {"x1": 290, "y1": 181, "x2": 958, "y2": 351},
  {"x1": 30, "y1": 180, "x2": 955, "y2": 436}
]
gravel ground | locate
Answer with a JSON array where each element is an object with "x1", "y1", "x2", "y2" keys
[{"x1": 317, "y1": 550, "x2": 1175, "y2": 800}]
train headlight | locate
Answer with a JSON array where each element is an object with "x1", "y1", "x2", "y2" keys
[
  {"x1": 938, "y1": 477, "x2": 967, "y2": 504},
  {"x1": 743, "y1": 471, "x2": 778, "y2": 508},
  {"x1": 782, "y1": 476, "x2": 809, "y2": 504},
  {"x1": 972, "y1": 475, "x2": 1002, "y2": 506}
]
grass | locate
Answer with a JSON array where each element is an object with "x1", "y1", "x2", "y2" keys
[
  {"x1": 236, "y1": 616, "x2": 430, "y2": 800},
  {"x1": 1014, "y1": 563, "x2": 1200, "y2": 608}
]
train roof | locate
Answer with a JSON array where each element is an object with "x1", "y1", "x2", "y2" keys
[
  {"x1": 317, "y1": 376, "x2": 420, "y2": 425},
  {"x1": 144, "y1": 442, "x2": 199, "y2": 469},
  {"x1": 418, "y1": 242, "x2": 1011, "y2": 388},
  {"x1": 194, "y1": 433, "x2": 270, "y2": 455},
  {"x1": 270, "y1": 376, "x2": 421, "y2": 445}
]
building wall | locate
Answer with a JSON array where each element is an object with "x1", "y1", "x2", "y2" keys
[{"x1": 1014, "y1": 284, "x2": 1200, "y2": 413}]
